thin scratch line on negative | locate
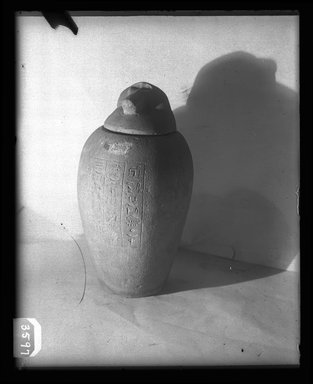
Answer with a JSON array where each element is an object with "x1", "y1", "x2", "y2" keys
[{"x1": 63, "y1": 229, "x2": 87, "y2": 305}]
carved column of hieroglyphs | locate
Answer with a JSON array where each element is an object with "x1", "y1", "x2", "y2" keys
[
  {"x1": 91, "y1": 158, "x2": 125, "y2": 245},
  {"x1": 91, "y1": 158, "x2": 145, "y2": 247},
  {"x1": 122, "y1": 163, "x2": 145, "y2": 248}
]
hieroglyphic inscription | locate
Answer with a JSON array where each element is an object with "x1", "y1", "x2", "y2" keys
[
  {"x1": 91, "y1": 158, "x2": 125, "y2": 245},
  {"x1": 121, "y1": 163, "x2": 145, "y2": 248},
  {"x1": 91, "y1": 158, "x2": 144, "y2": 248}
]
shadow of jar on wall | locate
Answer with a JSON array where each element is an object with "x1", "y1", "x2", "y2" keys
[{"x1": 175, "y1": 51, "x2": 299, "y2": 271}]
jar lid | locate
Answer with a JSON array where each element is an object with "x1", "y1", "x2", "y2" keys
[{"x1": 103, "y1": 82, "x2": 177, "y2": 135}]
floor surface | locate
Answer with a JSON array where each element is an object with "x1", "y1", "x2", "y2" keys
[{"x1": 17, "y1": 207, "x2": 299, "y2": 367}]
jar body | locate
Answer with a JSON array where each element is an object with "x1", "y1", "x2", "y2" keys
[{"x1": 77, "y1": 126, "x2": 193, "y2": 297}]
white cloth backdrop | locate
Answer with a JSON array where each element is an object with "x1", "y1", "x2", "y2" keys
[{"x1": 17, "y1": 15, "x2": 299, "y2": 271}]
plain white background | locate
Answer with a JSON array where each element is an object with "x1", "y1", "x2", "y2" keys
[{"x1": 17, "y1": 15, "x2": 299, "y2": 271}]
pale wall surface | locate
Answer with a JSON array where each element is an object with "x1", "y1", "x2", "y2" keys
[{"x1": 17, "y1": 15, "x2": 299, "y2": 271}]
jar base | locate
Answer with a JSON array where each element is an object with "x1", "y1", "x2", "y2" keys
[{"x1": 98, "y1": 278, "x2": 165, "y2": 298}]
